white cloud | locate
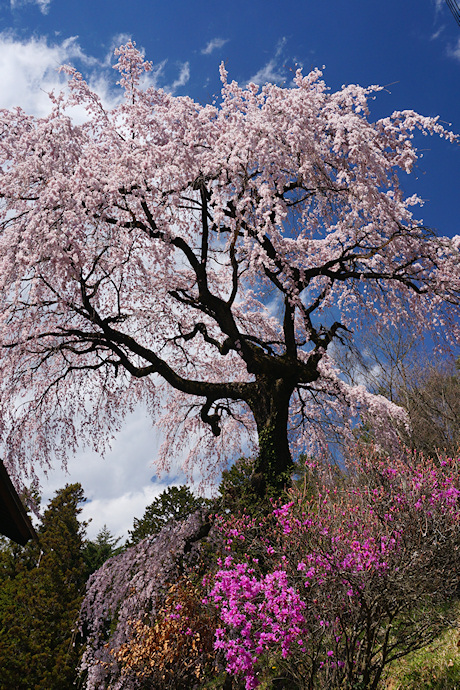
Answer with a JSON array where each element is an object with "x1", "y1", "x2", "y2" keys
[
  {"x1": 248, "y1": 58, "x2": 286, "y2": 86},
  {"x1": 101, "y1": 34, "x2": 166, "y2": 91},
  {"x1": 80, "y1": 482, "x2": 181, "y2": 541},
  {"x1": 247, "y1": 37, "x2": 288, "y2": 86},
  {"x1": 0, "y1": 33, "x2": 192, "y2": 117},
  {"x1": 99, "y1": 36, "x2": 188, "y2": 96},
  {"x1": 0, "y1": 33, "x2": 166, "y2": 125},
  {"x1": 10, "y1": 0, "x2": 51, "y2": 15},
  {"x1": 0, "y1": 33, "x2": 107, "y2": 115},
  {"x1": 201, "y1": 38, "x2": 229, "y2": 55},
  {"x1": 434, "y1": 0, "x2": 445, "y2": 13},
  {"x1": 430, "y1": 25, "x2": 445, "y2": 40},
  {"x1": 166, "y1": 61, "x2": 190, "y2": 93},
  {"x1": 36, "y1": 406, "x2": 193, "y2": 541},
  {"x1": 102, "y1": 33, "x2": 135, "y2": 66},
  {"x1": 447, "y1": 36, "x2": 460, "y2": 60}
]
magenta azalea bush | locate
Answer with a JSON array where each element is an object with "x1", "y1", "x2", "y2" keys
[
  {"x1": 208, "y1": 452, "x2": 460, "y2": 689},
  {"x1": 212, "y1": 562, "x2": 308, "y2": 685}
]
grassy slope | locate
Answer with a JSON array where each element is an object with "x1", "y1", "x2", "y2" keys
[{"x1": 383, "y1": 609, "x2": 460, "y2": 690}]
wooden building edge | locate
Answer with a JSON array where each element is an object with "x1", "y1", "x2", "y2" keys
[{"x1": 0, "y1": 459, "x2": 38, "y2": 545}]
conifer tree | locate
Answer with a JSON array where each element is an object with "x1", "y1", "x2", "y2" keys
[
  {"x1": 83, "y1": 524, "x2": 122, "y2": 577},
  {"x1": 0, "y1": 484, "x2": 87, "y2": 690},
  {"x1": 127, "y1": 485, "x2": 209, "y2": 546}
]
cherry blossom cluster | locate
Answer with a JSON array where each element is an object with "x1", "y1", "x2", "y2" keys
[{"x1": 0, "y1": 43, "x2": 457, "y2": 490}]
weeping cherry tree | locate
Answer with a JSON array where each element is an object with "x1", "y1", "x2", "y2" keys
[{"x1": 0, "y1": 43, "x2": 458, "y2": 489}]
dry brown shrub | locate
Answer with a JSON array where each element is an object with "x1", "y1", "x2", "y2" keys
[{"x1": 111, "y1": 575, "x2": 219, "y2": 689}]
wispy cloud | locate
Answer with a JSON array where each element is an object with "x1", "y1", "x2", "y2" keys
[
  {"x1": 447, "y1": 36, "x2": 460, "y2": 60},
  {"x1": 248, "y1": 58, "x2": 286, "y2": 86},
  {"x1": 166, "y1": 61, "x2": 190, "y2": 93},
  {"x1": 247, "y1": 37, "x2": 288, "y2": 86},
  {"x1": 102, "y1": 33, "x2": 134, "y2": 67},
  {"x1": 201, "y1": 37, "x2": 229, "y2": 55},
  {"x1": 430, "y1": 25, "x2": 445, "y2": 40},
  {"x1": 430, "y1": 0, "x2": 450, "y2": 38},
  {"x1": 10, "y1": 0, "x2": 51, "y2": 15}
]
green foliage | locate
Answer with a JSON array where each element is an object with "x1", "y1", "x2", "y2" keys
[
  {"x1": 83, "y1": 524, "x2": 122, "y2": 578},
  {"x1": 0, "y1": 483, "x2": 87, "y2": 690},
  {"x1": 383, "y1": 605, "x2": 460, "y2": 689},
  {"x1": 127, "y1": 485, "x2": 211, "y2": 546},
  {"x1": 215, "y1": 456, "x2": 271, "y2": 517},
  {"x1": 216, "y1": 455, "x2": 310, "y2": 519}
]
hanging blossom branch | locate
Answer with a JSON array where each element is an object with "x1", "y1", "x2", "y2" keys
[{"x1": 0, "y1": 42, "x2": 457, "y2": 489}]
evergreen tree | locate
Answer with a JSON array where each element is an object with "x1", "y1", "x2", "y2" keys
[
  {"x1": 83, "y1": 524, "x2": 122, "y2": 577},
  {"x1": 215, "y1": 456, "x2": 270, "y2": 517},
  {"x1": 0, "y1": 484, "x2": 87, "y2": 690},
  {"x1": 127, "y1": 485, "x2": 210, "y2": 546}
]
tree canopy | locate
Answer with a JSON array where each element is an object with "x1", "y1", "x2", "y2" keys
[
  {"x1": 0, "y1": 484, "x2": 87, "y2": 690},
  {"x1": 83, "y1": 524, "x2": 122, "y2": 577},
  {"x1": 0, "y1": 42, "x2": 458, "y2": 489},
  {"x1": 127, "y1": 485, "x2": 210, "y2": 545}
]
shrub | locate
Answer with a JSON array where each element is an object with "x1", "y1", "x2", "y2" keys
[
  {"x1": 78, "y1": 510, "x2": 214, "y2": 689},
  {"x1": 112, "y1": 576, "x2": 219, "y2": 689},
  {"x1": 208, "y1": 451, "x2": 460, "y2": 689}
]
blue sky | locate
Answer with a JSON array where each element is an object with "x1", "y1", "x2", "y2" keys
[
  {"x1": 1, "y1": 0, "x2": 459, "y2": 538},
  {"x1": 1, "y1": 0, "x2": 459, "y2": 235}
]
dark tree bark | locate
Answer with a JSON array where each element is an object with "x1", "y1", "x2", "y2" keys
[{"x1": 249, "y1": 376, "x2": 296, "y2": 492}]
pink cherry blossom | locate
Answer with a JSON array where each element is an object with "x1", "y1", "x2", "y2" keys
[{"x1": 0, "y1": 43, "x2": 457, "y2": 489}]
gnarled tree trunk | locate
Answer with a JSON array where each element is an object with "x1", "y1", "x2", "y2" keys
[{"x1": 248, "y1": 376, "x2": 296, "y2": 494}]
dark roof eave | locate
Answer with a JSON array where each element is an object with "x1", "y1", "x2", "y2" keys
[{"x1": 0, "y1": 460, "x2": 38, "y2": 546}]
